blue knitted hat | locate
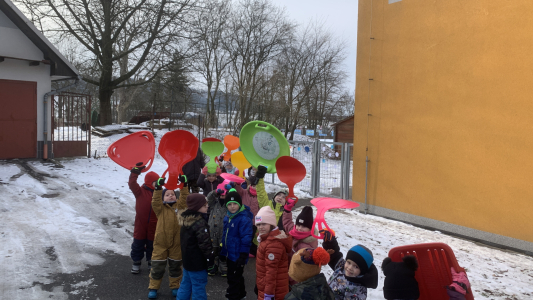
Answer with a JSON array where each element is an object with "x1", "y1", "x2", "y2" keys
[{"x1": 346, "y1": 245, "x2": 374, "y2": 275}]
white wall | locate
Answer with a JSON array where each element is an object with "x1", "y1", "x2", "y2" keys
[
  {"x1": 0, "y1": 59, "x2": 51, "y2": 142},
  {"x1": 0, "y1": 9, "x2": 43, "y2": 61}
]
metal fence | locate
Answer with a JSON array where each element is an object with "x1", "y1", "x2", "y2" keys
[
  {"x1": 51, "y1": 92, "x2": 92, "y2": 158},
  {"x1": 264, "y1": 140, "x2": 353, "y2": 199},
  {"x1": 86, "y1": 124, "x2": 353, "y2": 199}
]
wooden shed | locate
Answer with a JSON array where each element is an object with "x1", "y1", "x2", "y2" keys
[{"x1": 332, "y1": 115, "x2": 354, "y2": 143}]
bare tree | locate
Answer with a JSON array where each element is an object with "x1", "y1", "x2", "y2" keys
[
  {"x1": 189, "y1": 0, "x2": 233, "y2": 128},
  {"x1": 223, "y1": 0, "x2": 294, "y2": 131},
  {"x1": 269, "y1": 21, "x2": 347, "y2": 139},
  {"x1": 15, "y1": 0, "x2": 196, "y2": 125}
]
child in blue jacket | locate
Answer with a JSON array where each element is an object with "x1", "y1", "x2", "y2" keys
[{"x1": 220, "y1": 189, "x2": 254, "y2": 300}]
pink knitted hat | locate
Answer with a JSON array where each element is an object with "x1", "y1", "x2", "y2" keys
[
  {"x1": 255, "y1": 206, "x2": 277, "y2": 226},
  {"x1": 217, "y1": 180, "x2": 231, "y2": 196}
]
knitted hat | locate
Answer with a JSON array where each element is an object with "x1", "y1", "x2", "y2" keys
[
  {"x1": 186, "y1": 193, "x2": 207, "y2": 212},
  {"x1": 144, "y1": 171, "x2": 159, "y2": 186},
  {"x1": 295, "y1": 206, "x2": 314, "y2": 229},
  {"x1": 161, "y1": 189, "x2": 176, "y2": 203},
  {"x1": 289, "y1": 247, "x2": 330, "y2": 283},
  {"x1": 255, "y1": 206, "x2": 277, "y2": 226},
  {"x1": 274, "y1": 188, "x2": 289, "y2": 198},
  {"x1": 216, "y1": 180, "x2": 231, "y2": 196},
  {"x1": 381, "y1": 256, "x2": 420, "y2": 299},
  {"x1": 204, "y1": 166, "x2": 222, "y2": 176},
  {"x1": 225, "y1": 189, "x2": 242, "y2": 208},
  {"x1": 346, "y1": 245, "x2": 374, "y2": 275}
]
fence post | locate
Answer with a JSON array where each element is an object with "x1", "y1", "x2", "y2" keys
[
  {"x1": 339, "y1": 143, "x2": 346, "y2": 199},
  {"x1": 343, "y1": 143, "x2": 351, "y2": 200},
  {"x1": 312, "y1": 139, "x2": 321, "y2": 196}
]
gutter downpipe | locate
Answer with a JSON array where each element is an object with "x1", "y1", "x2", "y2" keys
[
  {"x1": 43, "y1": 76, "x2": 82, "y2": 160},
  {"x1": 364, "y1": 156, "x2": 369, "y2": 214}
]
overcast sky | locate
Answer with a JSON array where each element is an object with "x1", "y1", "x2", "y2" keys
[{"x1": 270, "y1": 0, "x2": 359, "y2": 93}]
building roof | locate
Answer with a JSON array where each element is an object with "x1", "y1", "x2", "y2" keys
[
  {"x1": 0, "y1": 0, "x2": 79, "y2": 79},
  {"x1": 331, "y1": 115, "x2": 354, "y2": 127}
]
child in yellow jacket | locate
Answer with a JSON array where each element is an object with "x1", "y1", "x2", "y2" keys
[{"x1": 148, "y1": 176, "x2": 189, "y2": 299}]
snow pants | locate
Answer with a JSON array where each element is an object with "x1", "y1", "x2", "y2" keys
[
  {"x1": 148, "y1": 244, "x2": 182, "y2": 290},
  {"x1": 130, "y1": 238, "x2": 153, "y2": 262},
  {"x1": 176, "y1": 269, "x2": 208, "y2": 300},
  {"x1": 207, "y1": 247, "x2": 228, "y2": 274},
  {"x1": 225, "y1": 259, "x2": 246, "y2": 300}
]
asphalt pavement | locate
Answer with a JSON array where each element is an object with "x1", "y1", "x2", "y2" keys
[{"x1": 41, "y1": 194, "x2": 312, "y2": 300}]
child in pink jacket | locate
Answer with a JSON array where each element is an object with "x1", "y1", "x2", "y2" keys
[{"x1": 283, "y1": 201, "x2": 319, "y2": 286}]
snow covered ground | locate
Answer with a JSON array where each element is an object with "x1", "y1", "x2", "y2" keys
[{"x1": 1, "y1": 155, "x2": 532, "y2": 299}]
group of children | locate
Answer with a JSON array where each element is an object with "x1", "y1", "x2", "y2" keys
[{"x1": 129, "y1": 160, "x2": 471, "y2": 300}]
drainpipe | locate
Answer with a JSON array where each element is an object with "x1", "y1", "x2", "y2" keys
[
  {"x1": 364, "y1": 156, "x2": 369, "y2": 214},
  {"x1": 43, "y1": 76, "x2": 82, "y2": 159}
]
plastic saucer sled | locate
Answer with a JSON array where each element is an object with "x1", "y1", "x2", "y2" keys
[
  {"x1": 239, "y1": 121, "x2": 289, "y2": 173},
  {"x1": 201, "y1": 138, "x2": 225, "y2": 174},
  {"x1": 158, "y1": 130, "x2": 199, "y2": 190},
  {"x1": 107, "y1": 131, "x2": 155, "y2": 172},
  {"x1": 310, "y1": 197, "x2": 359, "y2": 239},
  {"x1": 275, "y1": 156, "x2": 306, "y2": 202},
  {"x1": 222, "y1": 135, "x2": 240, "y2": 161},
  {"x1": 231, "y1": 151, "x2": 252, "y2": 179}
]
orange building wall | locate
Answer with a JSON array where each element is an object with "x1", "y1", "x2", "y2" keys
[{"x1": 353, "y1": 0, "x2": 533, "y2": 244}]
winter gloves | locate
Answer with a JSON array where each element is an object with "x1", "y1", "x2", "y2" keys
[
  {"x1": 236, "y1": 252, "x2": 248, "y2": 268},
  {"x1": 284, "y1": 197, "x2": 297, "y2": 212},
  {"x1": 446, "y1": 267, "x2": 470, "y2": 300},
  {"x1": 202, "y1": 166, "x2": 208, "y2": 175},
  {"x1": 256, "y1": 165, "x2": 267, "y2": 179},
  {"x1": 321, "y1": 230, "x2": 340, "y2": 252},
  {"x1": 131, "y1": 162, "x2": 146, "y2": 175},
  {"x1": 179, "y1": 175, "x2": 188, "y2": 187},
  {"x1": 154, "y1": 175, "x2": 187, "y2": 190},
  {"x1": 263, "y1": 294, "x2": 274, "y2": 300},
  {"x1": 154, "y1": 177, "x2": 166, "y2": 190}
]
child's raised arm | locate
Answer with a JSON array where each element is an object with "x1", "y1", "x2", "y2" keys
[
  {"x1": 128, "y1": 173, "x2": 142, "y2": 197},
  {"x1": 151, "y1": 189, "x2": 163, "y2": 217},
  {"x1": 177, "y1": 175, "x2": 189, "y2": 211},
  {"x1": 321, "y1": 230, "x2": 343, "y2": 269}
]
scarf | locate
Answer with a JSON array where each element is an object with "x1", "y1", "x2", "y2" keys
[
  {"x1": 226, "y1": 204, "x2": 245, "y2": 219},
  {"x1": 226, "y1": 166, "x2": 236, "y2": 175},
  {"x1": 289, "y1": 227, "x2": 313, "y2": 240},
  {"x1": 249, "y1": 186, "x2": 257, "y2": 196}
]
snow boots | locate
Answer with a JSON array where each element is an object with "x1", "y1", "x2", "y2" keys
[
  {"x1": 148, "y1": 289, "x2": 158, "y2": 299},
  {"x1": 219, "y1": 258, "x2": 228, "y2": 277},
  {"x1": 208, "y1": 263, "x2": 218, "y2": 276},
  {"x1": 131, "y1": 261, "x2": 141, "y2": 274}
]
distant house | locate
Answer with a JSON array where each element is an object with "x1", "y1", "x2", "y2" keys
[
  {"x1": 332, "y1": 115, "x2": 354, "y2": 144},
  {"x1": 0, "y1": 0, "x2": 79, "y2": 160}
]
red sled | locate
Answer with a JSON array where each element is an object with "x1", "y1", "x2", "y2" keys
[{"x1": 388, "y1": 243, "x2": 474, "y2": 300}]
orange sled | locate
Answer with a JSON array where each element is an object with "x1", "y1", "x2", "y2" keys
[{"x1": 388, "y1": 243, "x2": 474, "y2": 300}]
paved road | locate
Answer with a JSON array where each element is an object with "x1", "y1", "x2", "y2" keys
[{"x1": 43, "y1": 195, "x2": 312, "y2": 300}]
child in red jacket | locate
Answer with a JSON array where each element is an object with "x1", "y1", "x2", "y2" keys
[
  {"x1": 255, "y1": 206, "x2": 292, "y2": 300},
  {"x1": 128, "y1": 163, "x2": 159, "y2": 274}
]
